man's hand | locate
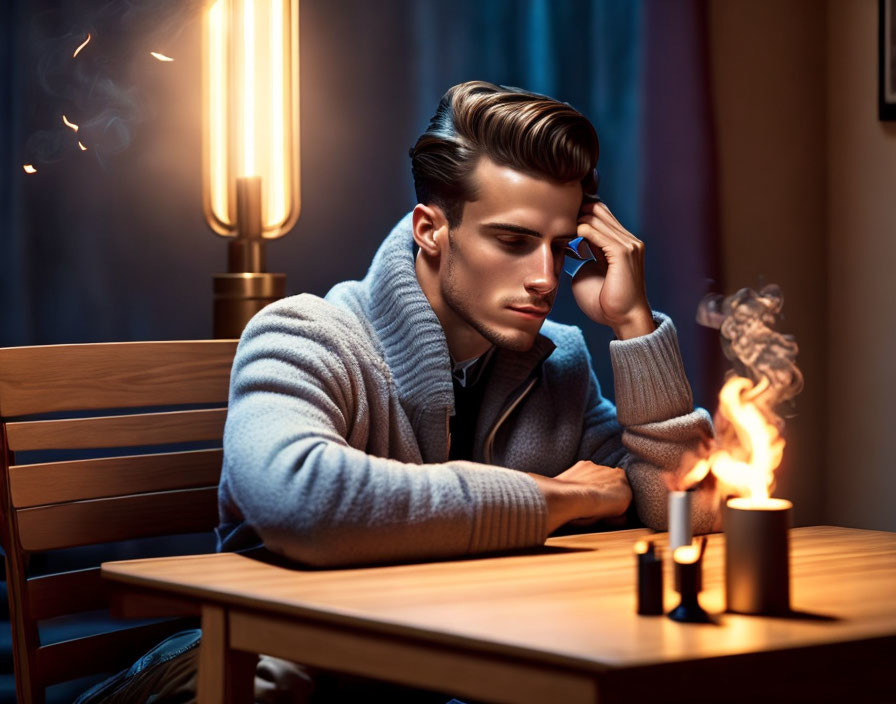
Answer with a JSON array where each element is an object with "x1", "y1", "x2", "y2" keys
[
  {"x1": 528, "y1": 461, "x2": 633, "y2": 534},
  {"x1": 570, "y1": 201, "x2": 655, "y2": 340}
]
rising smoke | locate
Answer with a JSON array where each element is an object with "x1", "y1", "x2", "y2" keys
[
  {"x1": 666, "y1": 284, "x2": 806, "y2": 497},
  {"x1": 697, "y1": 284, "x2": 803, "y2": 429},
  {"x1": 23, "y1": 0, "x2": 203, "y2": 167}
]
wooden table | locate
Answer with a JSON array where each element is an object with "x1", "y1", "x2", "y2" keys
[{"x1": 101, "y1": 526, "x2": 896, "y2": 703}]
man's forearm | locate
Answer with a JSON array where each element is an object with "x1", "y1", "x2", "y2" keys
[
  {"x1": 609, "y1": 312, "x2": 717, "y2": 532},
  {"x1": 611, "y1": 306, "x2": 656, "y2": 341}
]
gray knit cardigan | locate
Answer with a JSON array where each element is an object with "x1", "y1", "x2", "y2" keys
[{"x1": 217, "y1": 213, "x2": 714, "y2": 566}]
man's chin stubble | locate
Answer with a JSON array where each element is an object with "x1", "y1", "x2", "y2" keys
[
  {"x1": 442, "y1": 277, "x2": 540, "y2": 352},
  {"x1": 485, "y1": 330, "x2": 534, "y2": 352},
  {"x1": 463, "y1": 315, "x2": 538, "y2": 352}
]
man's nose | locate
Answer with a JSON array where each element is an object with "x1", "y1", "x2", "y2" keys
[{"x1": 523, "y1": 244, "x2": 559, "y2": 295}]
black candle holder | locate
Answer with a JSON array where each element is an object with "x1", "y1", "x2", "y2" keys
[
  {"x1": 667, "y1": 536, "x2": 712, "y2": 623},
  {"x1": 635, "y1": 539, "x2": 664, "y2": 616}
]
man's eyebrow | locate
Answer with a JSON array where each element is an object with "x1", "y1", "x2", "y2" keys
[{"x1": 481, "y1": 222, "x2": 577, "y2": 239}]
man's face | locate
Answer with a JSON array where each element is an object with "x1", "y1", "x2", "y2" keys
[{"x1": 438, "y1": 157, "x2": 582, "y2": 354}]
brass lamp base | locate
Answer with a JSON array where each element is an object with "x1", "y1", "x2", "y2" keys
[{"x1": 213, "y1": 272, "x2": 286, "y2": 339}]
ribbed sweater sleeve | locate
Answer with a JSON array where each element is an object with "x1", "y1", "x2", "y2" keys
[
  {"x1": 609, "y1": 313, "x2": 716, "y2": 533},
  {"x1": 221, "y1": 296, "x2": 546, "y2": 567}
]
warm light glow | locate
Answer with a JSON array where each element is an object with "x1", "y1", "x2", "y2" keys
[
  {"x1": 634, "y1": 540, "x2": 649, "y2": 555},
  {"x1": 673, "y1": 543, "x2": 700, "y2": 564},
  {"x1": 207, "y1": 0, "x2": 228, "y2": 226},
  {"x1": 150, "y1": 51, "x2": 175, "y2": 62},
  {"x1": 270, "y1": 0, "x2": 286, "y2": 221},
  {"x1": 78, "y1": 141, "x2": 87, "y2": 151},
  {"x1": 683, "y1": 376, "x2": 785, "y2": 503},
  {"x1": 728, "y1": 497, "x2": 792, "y2": 511},
  {"x1": 240, "y1": 0, "x2": 256, "y2": 177},
  {"x1": 62, "y1": 115, "x2": 79, "y2": 132},
  {"x1": 73, "y1": 33, "x2": 91, "y2": 58},
  {"x1": 203, "y1": 0, "x2": 300, "y2": 238},
  {"x1": 23, "y1": 164, "x2": 36, "y2": 174}
]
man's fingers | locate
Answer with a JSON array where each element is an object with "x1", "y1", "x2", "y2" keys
[
  {"x1": 576, "y1": 220, "x2": 630, "y2": 259},
  {"x1": 577, "y1": 205, "x2": 639, "y2": 246},
  {"x1": 595, "y1": 201, "x2": 626, "y2": 229},
  {"x1": 580, "y1": 201, "x2": 625, "y2": 231},
  {"x1": 579, "y1": 211, "x2": 642, "y2": 249},
  {"x1": 579, "y1": 202, "x2": 643, "y2": 248},
  {"x1": 578, "y1": 208, "x2": 626, "y2": 237}
]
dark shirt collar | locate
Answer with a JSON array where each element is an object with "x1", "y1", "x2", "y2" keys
[{"x1": 451, "y1": 346, "x2": 496, "y2": 388}]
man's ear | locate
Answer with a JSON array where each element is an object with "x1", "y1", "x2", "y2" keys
[{"x1": 412, "y1": 203, "x2": 447, "y2": 257}]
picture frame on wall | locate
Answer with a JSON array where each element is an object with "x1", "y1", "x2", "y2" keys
[{"x1": 880, "y1": 0, "x2": 896, "y2": 119}]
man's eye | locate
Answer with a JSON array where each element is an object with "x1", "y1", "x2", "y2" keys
[{"x1": 498, "y1": 238, "x2": 527, "y2": 248}]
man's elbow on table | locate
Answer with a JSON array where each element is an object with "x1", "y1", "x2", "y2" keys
[{"x1": 256, "y1": 522, "x2": 357, "y2": 568}]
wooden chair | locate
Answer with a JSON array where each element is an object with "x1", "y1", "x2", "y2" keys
[{"x1": 0, "y1": 340, "x2": 238, "y2": 704}]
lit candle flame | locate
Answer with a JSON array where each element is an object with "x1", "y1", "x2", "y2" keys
[
  {"x1": 78, "y1": 141, "x2": 87, "y2": 151},
  {"x1": 150, "y1": 52, "x2": 174, "y2": 62},
  {"x1": 673, "y1": 542, "x2": 700, "y2": 564},
  {"x1": 23, "y1": 164, "x2": 36, "y2": 174},
  {"x1": 73, "y1": 33, "x2": 91, "y2": 58},
  {"x1": 62, "y1": 114, "x2": 79, "y2": 133}
]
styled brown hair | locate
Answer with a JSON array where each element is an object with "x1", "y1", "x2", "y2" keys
[{"x1": 409, "y1": 81, "x2": 599, "y2": 228}]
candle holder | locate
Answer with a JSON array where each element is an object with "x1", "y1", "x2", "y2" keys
[
  {"x1": 724, "y1": 497, "x2": 792, "y2": 615},
  {"x1": 634, "y1": 540, "x2": 664, "y2": 616},
  {"x1": 667, "y1": 537, "x2": 711, "y2": 623}
]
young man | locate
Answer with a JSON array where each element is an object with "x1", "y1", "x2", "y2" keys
[
  {"x1": 216, "y1": 81, "x2": 717, "y2": 570},
  {"x1": 78, "y1": 82, "x2": 719, "y2": 704}
]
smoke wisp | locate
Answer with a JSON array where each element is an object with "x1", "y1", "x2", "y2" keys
[
  {"x1": 23, "y1": 0, "x2": 204, "y2": 167},
  {"x1": 697, "y1": 284, "x2": 803, "y2": 428}
]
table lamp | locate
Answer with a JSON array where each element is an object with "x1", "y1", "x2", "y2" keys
[{"x1": 202, "y1": 0, "x2": 300, "y2": 338}]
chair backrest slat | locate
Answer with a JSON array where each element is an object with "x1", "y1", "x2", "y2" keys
[
  {"x1": 27, "y1": 568, "x2": 107, "y2": 621},
  {"x1": 0, "y1": 340, "x2": 237, "y2": 417},
  {"x1": 9, "y1": 449, "x2": 223, "y2": 507},
  {"x1": 16, "y1": 486, "x2": 220, "y2": 552},
  {"x1": 0, "y1": 339, "x2": 237, "y2": 703},
  {"x1": 5, "y1": 408, "x2": 228, "y2": 452}
]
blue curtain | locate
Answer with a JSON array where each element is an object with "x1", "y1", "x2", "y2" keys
[
  {"x1": 1, "y1": 0, "x2": 721, "y2": 406},
  {"x1": 409, "y1": 0, "x2": 721, "y2": 405},
  {"x1": 1, "y1": 1, "x2": 29, "y2": 341}
]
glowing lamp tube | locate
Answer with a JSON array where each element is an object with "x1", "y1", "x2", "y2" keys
[
  {"x1": 203, "y1": 0, "x2": 300, "y2": 338},
  {"x1": 724, "y1": 498, "x2": 792, "y2": 615}
]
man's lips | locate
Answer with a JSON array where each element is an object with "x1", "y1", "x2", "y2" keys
[{"x1": 507, "y1": 305, "x2": 550, "y2": 319}]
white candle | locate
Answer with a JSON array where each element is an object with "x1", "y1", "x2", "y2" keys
[{"x1": 668, "y1": 490, "x2": 693, "y2": 552}]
